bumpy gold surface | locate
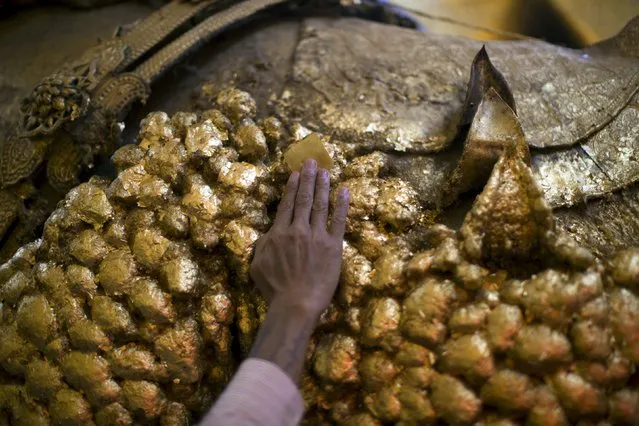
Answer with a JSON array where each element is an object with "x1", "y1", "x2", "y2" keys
[{"x1": 0, "y1": 87, "x2": 638, "y2": 426}]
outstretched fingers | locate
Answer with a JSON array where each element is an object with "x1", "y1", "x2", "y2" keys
[
  {"x1": 293, "y1": 159, "x2": 317, "y2": 225},
  {"x1": 311, "y1": 169, "x2": 330, "y2": 231},
  {"x1": 273, "y1": 171, "x2": 300, "y2": 228},
  {"x1": 330, "y1": 186, "x2": 350, "y2": 238}
]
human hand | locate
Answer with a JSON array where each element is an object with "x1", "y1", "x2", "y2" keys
[{"x1": 250, "y1": 159, "x2": 350, "y2": 319}]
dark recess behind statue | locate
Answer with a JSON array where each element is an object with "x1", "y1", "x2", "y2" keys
[{"x1": 0, "y1": 3, "x2": 154, "y2": 141}]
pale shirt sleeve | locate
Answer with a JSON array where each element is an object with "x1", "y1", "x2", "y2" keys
[{"x1": 200, "y1": 358, "x2": 304, "y2": 426}]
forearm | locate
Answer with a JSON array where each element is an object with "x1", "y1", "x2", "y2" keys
[
  {"x1": 202, "y1": 299, "x2": 312, "y2": 426},
  {"x1": 249, "y1": 298, "x2": 318, "y2": 383}
]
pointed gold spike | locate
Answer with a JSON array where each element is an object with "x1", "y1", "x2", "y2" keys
[
  {"x1": 448, "y1": 87, "x2": 530, "y2": 198},
  {"x1": 460, "y1": 46, "x2": 517, "y2": 130}
]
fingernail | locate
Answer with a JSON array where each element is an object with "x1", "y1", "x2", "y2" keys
[
  {"x1": 304, "y1": 159, "x2": 317, "y2": 170},
  {"x1": 339, "y1": 187, "x2": 350, "y2": 200},
  {"x1": 319, "y1": 169, "x2": 329, "y2": 180}
]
